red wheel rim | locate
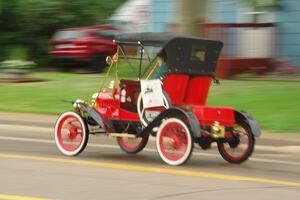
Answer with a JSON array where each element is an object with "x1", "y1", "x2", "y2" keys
[
  {"x1": 118, "y1": 137, "x2": 144, "y2": 152},
  {"x1": 56, "y1": 115, "x2": 84, "y2": 152},
  {"x1": 219, "y1": 124, "x2": 252, "y2": 161},
  {"x1": 159, "y1": 122, "x2": 188, "y2": 161}
]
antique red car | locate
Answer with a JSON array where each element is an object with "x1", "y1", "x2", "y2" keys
[{"x1": 54, "y1": 33, "x2": 261, "y2": 166}]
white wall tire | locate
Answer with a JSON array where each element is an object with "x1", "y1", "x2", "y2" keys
[
  {"x1": 156, "y1": 118, "x2": 193, "y2": 166},
  {"x1": 54, "y1": 111, "x2": 89, "y2": 156}
]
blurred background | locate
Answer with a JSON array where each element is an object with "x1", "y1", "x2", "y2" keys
[{"x1": 0, "y1": 0, "x2": 299, "y2": 133}]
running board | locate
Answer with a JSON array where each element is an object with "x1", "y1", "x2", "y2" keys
[{"x1": 109, "y1": 133, "x2": 137, "y2": 138}]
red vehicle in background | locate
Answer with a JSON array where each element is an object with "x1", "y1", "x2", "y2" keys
[{"x1": 49, "y1": 26, "x2": 117, "y2": 72}]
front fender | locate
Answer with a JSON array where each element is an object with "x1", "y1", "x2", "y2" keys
[
  {"x1": 235, "y1": 110, "x2": 261, "y2": 137},
  {"x1": 76, "y1": 102, "x2": 114, "y2": 132}
]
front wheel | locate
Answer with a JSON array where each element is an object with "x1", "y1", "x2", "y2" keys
[
  {"x1": 217, "y1": 121, "x2": 255, "y2": 164},
  {"x1": 156, "y1": 118, "x2": 193, "y2": 166},
  {"x1": 54, "y1": 111, "x2": 89, "y2": 156}
]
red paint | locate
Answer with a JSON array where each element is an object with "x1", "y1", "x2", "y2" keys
[
  {"x1": 96, "y1": 90, "x2": 120, "y2": 118},
  {"x1": 225, "y1": 132, "x2": 233, "y2": 138},
  {"x1": 161, "y1": 74, "x2": 235, "y2": 127},
  {"x1": 162, "y1": 74, "x2": 189, "y2": 104},
  {"x1": 96, "y1": 82, "x2": 141, "y2": 122},
  {"x1": 192, "y1": 105, "x2": 235, "y2": 126},
  {"x1": 184, "y1": 77, "x2": 211, "y2": 105},
  {"x1": 95, "y1": 72, "x2": 235, "y2": 129},
  {"x1": 119, "y1": 109, "x2": 140, "y2": 121}
]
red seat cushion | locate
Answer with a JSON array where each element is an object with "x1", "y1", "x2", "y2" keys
[
  {"x1": 184, "y1": 77, "x2": 211, "y2": 105},
  {"x1": 162, "y1": 74, "x2": 189, "y2": 104}
]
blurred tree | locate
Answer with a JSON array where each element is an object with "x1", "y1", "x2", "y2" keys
[
  {"x1": 241, "y1": 0, "x2": 281, "y2": 11},
  {"x1": 179, "y1": 0, "x2": 207, "y2": 36},
  {"x1": 0, "y1": 0, "x2": 124, "y2": 65},
  {"x1": 240, "y1": 0, "x2": 281, "y2": 23}
]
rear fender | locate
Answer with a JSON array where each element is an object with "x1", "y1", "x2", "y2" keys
[
  {"x1": 235, "y1": 110, "x2": 261, "y2": 137},
  {"x1": 140, "y1": 107, "x2": 201, "y2": 138}
]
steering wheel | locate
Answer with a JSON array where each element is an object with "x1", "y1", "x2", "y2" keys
[{"x1": 137, "y1": 91, "x2": 171, "y2": 127}]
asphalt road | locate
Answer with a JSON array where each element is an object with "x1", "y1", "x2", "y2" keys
[{"x1": 0, "y1": 113, "x2": 299, "y2": 200}]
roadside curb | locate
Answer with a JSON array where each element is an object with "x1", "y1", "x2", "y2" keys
[
  {"x1": 255, "y1": 145, "x2": 300, "y2": 155},
  {"x1": 0, "y1": 112, "x2": 56, "y2": 128},
  {"x1": 260, "y1": 132, "x2": 300, "y2": 142}
]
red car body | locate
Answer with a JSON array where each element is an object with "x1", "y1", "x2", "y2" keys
[
  {"x1": 95, "y1": 76, "x2": 235, "y2": 127},
  {"x1": 49, "y1": 26, "x2": 117, "y2": 70},
  {"x1": 54, "y1": 33, "x2": 261, "y2": 166}
]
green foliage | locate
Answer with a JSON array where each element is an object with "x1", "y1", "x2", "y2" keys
[
  {"x1": 6, "y1": 46, "x2": 29, "y2": 60},
  {"x1": 241, "y1": 0, "x2": 281, "y2": 10},
  {"x1": 0, "y1": 0, "x2": 125, "y2": 65}
]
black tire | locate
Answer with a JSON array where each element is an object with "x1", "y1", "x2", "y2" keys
[
  {"x1": 217, "y1": 121, "x2": 255, "y2": 164},
  {"x1": 116, "y1": 124, "x2": 149, "y2": 154},
  {"x1": 117, "y1": 135, "x2": 149, "y2": 154},
  {"x1": 90, "y1": 54, "x2": 107, "y2": 73}
]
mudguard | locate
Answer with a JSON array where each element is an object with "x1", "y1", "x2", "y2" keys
[
  {"x1": 139, "y1": 107, "x2": 201, "y2": 138},
  {"x1": 235, "y1": 110, "x2": 261, "y2": 137},
  {"x1": 77, "y1": 102, "x2": 114, "y2": 132}
]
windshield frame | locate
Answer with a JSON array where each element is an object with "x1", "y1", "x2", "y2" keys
[{"x1": 116, "y1": 41, "x2": 164, "y2": 80}]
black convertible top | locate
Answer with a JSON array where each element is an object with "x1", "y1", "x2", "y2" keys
[{"x1": 115, "y1": 32, "x2": 223, "y2": 77}]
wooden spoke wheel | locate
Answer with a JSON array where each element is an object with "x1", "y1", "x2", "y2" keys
[
  {"x1": 156, "y1": 118, "x2": 193, "y2": 166},
  {"x1": 217, "y1": 121, "x2": 255, "y2": 164},
  {"x1": 54, "y1": 111, "x2": 89, "y2": 156}
]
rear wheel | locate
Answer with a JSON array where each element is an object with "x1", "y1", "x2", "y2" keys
[
  {"x1": 217, "y1": 121, "x2": 255, "y2": 163},
  {"x1": 156, "y1": 118, "x2": 193, "y2": 166},
  {"x1": 116, "y1": 125, "x2": 149, "y2": 154},
  {"x1": 54, "y1": 111, "x2": 89, "y2": 156},
  {"x1": 117, "y1": 136, "x2": 149, "y2": 154}
]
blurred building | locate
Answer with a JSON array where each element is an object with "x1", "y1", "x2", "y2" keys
[
  {"x1": 110, "y1": 0, "x2": 300, "y2": 75},
  {"x1": 109, "y1": 0, "x2": 152, "y2": 33},
  {"x1": 207, "y1": 0, "x2": 300, "y2": 73}
]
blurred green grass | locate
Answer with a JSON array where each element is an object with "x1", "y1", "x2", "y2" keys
[
  {"x1": 0, "y1": 72, "x2": 299, "y2": 133},
  {"x1": 0, "y1": 73, "x2": 102, "y2": 114}
]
